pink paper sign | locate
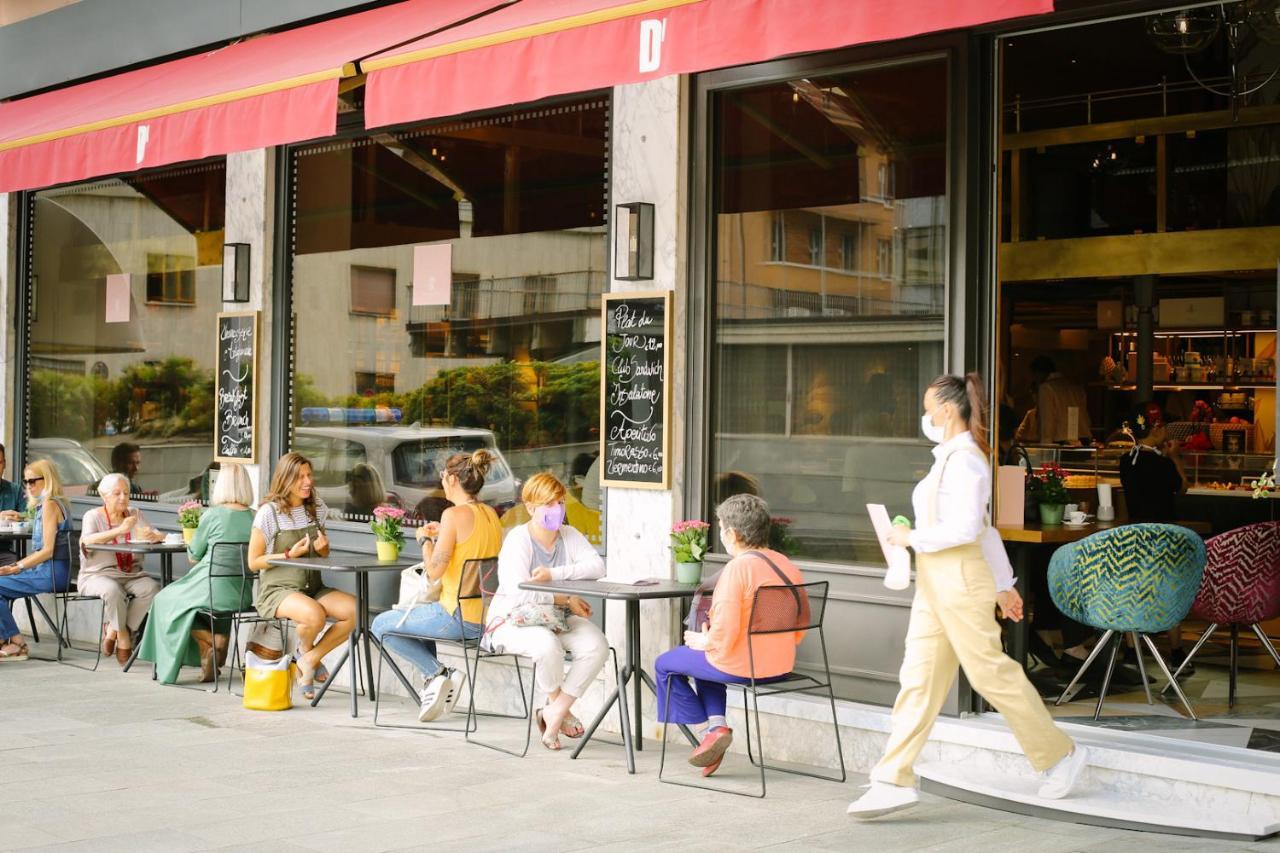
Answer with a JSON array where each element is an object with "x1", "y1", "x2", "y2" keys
[
  {"x1": 412, "y1": 244, "x2": 451, "y2": 306},
  {"x1": 105, "y1": 273, "x2": 131, "y2": 323}
]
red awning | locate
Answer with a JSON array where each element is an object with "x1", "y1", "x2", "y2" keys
[
  {"x1": 0, "y1": 0, "x2": 507, "y2": 192},
  {"x1": 363, "y1": 0, "x2": 1052, "y2": 129}
]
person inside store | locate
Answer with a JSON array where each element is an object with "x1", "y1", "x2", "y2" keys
[
  {"x1": 1014, "y1": 356, "x2": 1093, "y2": 445},
  {"x1": 110, "y1": 441, "x2": 156, "y2": 498},
  {"x1": 0, "y1": 459, "x2": 72, "y2": 662},
  {"x1": 344, "y1": 462, "x2": 387, "y2": 519},
  {"x1": 847, "y1": 373, "x2": 1086, "y2": 819},
  {"x1": 0, "y1": 444, "x2": 27, "y2": 567},
  {"x1": 487, "y1": 472, "x2": 608, "y2": 751},
  {"x1": 370, "y1": 450, "x2": 501, "y2": 723},
  {"x1": 654, "y1": 493, "x2": 804, "y2": 778},
  {"x1": 136, "y1": 463, "x2": 256, "y2": 684},
  {"x1": 248, "y1": 452, "x2": 355, "y2": 700},
  {"x1": 77, "y1": 473, "x2": 165, "y2": 665},
  {"x1": 1118, "y1": 401, "x2": 1189, "y2": 522}
]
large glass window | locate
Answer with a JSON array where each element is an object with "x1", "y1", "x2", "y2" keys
[
  {"x1": 26, "y1": 161, "x2": 227, "y2": 500},
  {"x1": 709, "y1": 58, "x2": 947, "y2": 565},
  {"x1": 289, "y1": 96, "x2": 608, "y2": 543}
]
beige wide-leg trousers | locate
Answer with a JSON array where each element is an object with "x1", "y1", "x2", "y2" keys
[{"x1": 870, "y1": 543, "x2": 1074, "y2": 787}]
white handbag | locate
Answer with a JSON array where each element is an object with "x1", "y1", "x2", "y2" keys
[{"x1": 393, "y1": 562, "x2": 442, "y2": 627}]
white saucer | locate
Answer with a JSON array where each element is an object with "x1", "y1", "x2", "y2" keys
[{"x1": 1062, "y1": 521, "x2": 1090, "y2": 528}]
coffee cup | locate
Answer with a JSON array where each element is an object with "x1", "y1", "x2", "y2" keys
[
  {"x1": 164, "y1": 532, "x2": 184, "y2": 545},
  {"x1": 1067, "y1": 510, "x2": 1087, "y2": 525}
]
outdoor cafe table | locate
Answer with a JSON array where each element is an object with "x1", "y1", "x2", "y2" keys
[
  {"x1": 518, "y1": 577, "x2": 701, "y2": 774},
  {"x1": 997, "y1": 519, "x2": 1212, "y2": 669},
  {"x1": 266, "y1": 553, "x2": 417, "y2": 718},
  {"x1": 84, "y1": 540, "x2": 188, "y2": 671}
]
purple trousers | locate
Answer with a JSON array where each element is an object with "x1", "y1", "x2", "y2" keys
[{"x1": 655, "y1": 645, "x2": 778, "y2": 725}]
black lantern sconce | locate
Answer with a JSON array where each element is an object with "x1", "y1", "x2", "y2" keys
[
  {"x1": 222, "y1": 242, "x2": 251, "y2": 303},
  {"x1": 614, "y1": 202, "x2": 654, "y2": 281}
]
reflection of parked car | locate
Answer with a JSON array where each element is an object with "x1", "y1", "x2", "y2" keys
[
  {"x1": 293, "y1": 426, "x2": 519, "y2": 521},
  {"x1": 27, "y1": 437, "x2": 110, "y2": 496}
]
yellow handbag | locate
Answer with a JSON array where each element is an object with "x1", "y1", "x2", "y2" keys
[{"x1": 242, "y1": 654, "x2": 297, "y2": 712}]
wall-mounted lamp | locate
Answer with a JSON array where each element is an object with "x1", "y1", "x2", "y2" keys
[
  {"x1": 222, "y1": 243, "x2": 251, "y2": 303},
  {"x1": 614, "y1": 202, "x2": 654, "y2": 281}
]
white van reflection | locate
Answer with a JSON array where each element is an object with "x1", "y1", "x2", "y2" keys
[
  {"x1": 293, "y1": 423, "x2": 518, "y2": 523},
  {"x1": 27, "y1": 437, "x2": 110, "y2": 497}
]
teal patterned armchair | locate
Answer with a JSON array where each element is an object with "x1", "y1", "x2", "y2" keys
[{"x1": 1047, "y1": 523, "x2": 1205, "y2": 720}]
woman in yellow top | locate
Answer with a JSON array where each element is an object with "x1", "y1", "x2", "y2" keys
[{"x1": 371, "y1": 450, "x2": 501, "y2": 722}]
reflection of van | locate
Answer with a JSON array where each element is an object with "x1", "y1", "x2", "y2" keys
[
  {"x1": 293, "y1": 426, "x2": 519, "y2": 521},
  {"x1": 27, "y1": 438, "x2": 110, "y2": 496}
]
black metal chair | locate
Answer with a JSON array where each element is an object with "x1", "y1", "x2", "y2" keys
[
  {"x1": 658, "y1": 580, "x2": 846, "y2": 798},
  {"x1": 169, "y1": 540, "x2": 283, "y2": 693},
  {"x1": 373, "y1": 557, "x2": 510, "y2": 734},
  {"x1": 8, "y1": 533, "x2": 70, "y2": 661},
  {"x1": 462, "y1": 559, "x2": 629, "y2": 758},
  {"x1": 54, "y1": 529, "x2": 115, "y2": 671}
]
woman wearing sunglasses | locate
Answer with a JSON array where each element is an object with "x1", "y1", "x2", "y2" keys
[{"x1": 0, "y1": 460, "x2": 73, "y2": 661}]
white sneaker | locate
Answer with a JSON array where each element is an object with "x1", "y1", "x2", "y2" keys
[
  {"x1": 417, "y1": 674, "x2": 450, "y2": 722},
  {"x1": 846, "y1": 782, "x2": 919, "y2": 819},
  {"x1": 441, "y1": 668, "x2": 466, "y2": 716},
  {"x1": 1038, "y1": 745, "x2": 1089, "y2": 799}
]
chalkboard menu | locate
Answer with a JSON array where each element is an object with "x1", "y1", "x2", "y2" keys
[
  {"x1": 601, "y1": 291, "x2": 671, "y2": 489},
  {"x1": 215, "y1": 311, "x2": 259, "y2": 464}
]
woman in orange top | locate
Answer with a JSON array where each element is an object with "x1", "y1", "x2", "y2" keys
[
  {"x1": 655, "y1": 493, "x2": 804, "y2": 777},
  {"x1": 370, "y1": 450, "x2": 501, "y2": 723}
]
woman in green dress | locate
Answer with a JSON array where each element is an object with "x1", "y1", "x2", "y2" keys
[{"x1": 137, "y1": 463, "x2": 256, "y2": 684}]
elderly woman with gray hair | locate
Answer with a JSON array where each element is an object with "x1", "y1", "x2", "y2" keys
[
  {"x1": 79, "y1": 473, "x2": 165, "y2": 664},
  {"x1": 654, "y1": 493, "x2": 804, "y2": 777}
]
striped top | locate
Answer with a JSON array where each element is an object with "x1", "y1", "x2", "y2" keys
[{"x1": 253, "y1": 499, "x2": 328, "y2": 547}]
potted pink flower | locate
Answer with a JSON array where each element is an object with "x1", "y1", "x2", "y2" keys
[
  {"x1": 177, "y1": 500, "x2": 202, "y2": 544},
  {"x1": 671, "y1": 519, "x2": 710, "y2": 584},
  {"x1": 370, "y1": 504, "x2": 407, "y2": 561}
]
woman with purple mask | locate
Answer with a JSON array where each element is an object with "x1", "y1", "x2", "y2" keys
[{"x1": 487, "y1": 472, "x2": 607, "y2": 751}]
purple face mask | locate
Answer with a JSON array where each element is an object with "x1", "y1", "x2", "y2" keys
[{"x1": 536, "y1": 503, "x2": 566, "y2": 532}]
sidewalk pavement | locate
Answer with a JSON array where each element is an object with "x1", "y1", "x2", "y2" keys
[{"x1": 0, "y1": 657, "x2": 1272, "y2": 853}]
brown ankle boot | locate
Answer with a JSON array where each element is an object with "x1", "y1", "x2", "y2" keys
[
  {"x1": 192, "y1": 630, "x2": 215, "y2": 682},
  {"x1": 213, "y1": 633, "x2": 229, "y2": 668}
]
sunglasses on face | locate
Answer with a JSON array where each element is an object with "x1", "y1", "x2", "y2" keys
[{"x1": 23, "y1": 477, "x2": 43, "y2": 486}]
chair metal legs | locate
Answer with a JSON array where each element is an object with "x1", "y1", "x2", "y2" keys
[
  {"x1": 1251, "y1": 623, "x2": 1280, "y2": 669},
  {"x1": 1140, "y1": 633, "x2": 1197, "y2": 720},
  {"x1": 1055, "y1": 629, "x2": 1115, "y2": 707},
  {"x1": 1164, "y1": 622, "x2": 1280, "y2": 710},
  {"x1": 54, "y1": 596, "x2": 105, "y2": 672},
  {"x1": 464, "y1": 650, "x2": 537, "y2": 757},
  {"x1": 1130, "y1": 631, "x2": 1153, "y2": 706}
]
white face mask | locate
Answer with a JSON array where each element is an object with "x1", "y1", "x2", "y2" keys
[{"x1": 921, "y1": 412, "x2": 946, "y2": 444}]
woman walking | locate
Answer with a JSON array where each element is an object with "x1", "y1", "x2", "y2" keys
[{"x1": 847, "y1": 373, "x2": 1087, "y2": 819}]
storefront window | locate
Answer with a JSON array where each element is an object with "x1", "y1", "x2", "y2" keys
[
  {"x1": 709, "y1": 58, "x2": 947, "y2": 565},
  {"x1": 289, "y1": 96, "x2": 608, "y2": 543},
  {"x1": 26, "y1": 161, "x2": 227, "y2": 501}
]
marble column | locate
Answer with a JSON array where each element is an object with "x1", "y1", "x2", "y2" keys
[
  {"x1": 602, "y1": 75, "x2": 688, "y2": 740},
  {"x1": 224, "y1": 150, "x2": 275, "y2": 503}
]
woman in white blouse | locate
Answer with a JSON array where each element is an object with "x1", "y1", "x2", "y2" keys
[
  {"x1": 488, "y1": 472, "x2": 607, "y2": 751},
  {"x1": 847, "y1": 374, "x2": 1085, "y2": 819}
]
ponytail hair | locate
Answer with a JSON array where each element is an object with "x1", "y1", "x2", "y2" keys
[
  {"x1": 927, "y1": 372, "x2": 990, "y2": 454},
  {"x1": 444, "y1": 448, "x2": 493, "y2": 496}
]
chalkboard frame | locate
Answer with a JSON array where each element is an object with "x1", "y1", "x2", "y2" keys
[
  {"x1": 600, "y1": 289, "x2": 672, "y2": 490},
  {"x1": 214, "y1": 310, "x2": 260, "y2": 466}
]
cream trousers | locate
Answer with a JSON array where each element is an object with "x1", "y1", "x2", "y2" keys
[
  {"x1": 871, "y1": 543, "x2": 1074, "y2": 787},
  {"x1": 489, "y1": 615, "x2": 609, "y2": 699}
]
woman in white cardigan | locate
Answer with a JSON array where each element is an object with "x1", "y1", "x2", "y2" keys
[{"x1": 488, "y1": 472, "x2": 607, "y2": 750}]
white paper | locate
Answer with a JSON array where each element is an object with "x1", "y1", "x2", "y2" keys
[
  {"x1": 868, "y1": 503, "x2": 911, "y2": 590},
  {"x1": 599, "y1": 575, "x2": 656, "y2": 586}
]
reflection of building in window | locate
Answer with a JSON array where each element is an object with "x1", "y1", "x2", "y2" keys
[
  {"x1": 146, "y1": 253, "x2": 195, "y2": 304},
  {"x1": 807, "y1": 227, "x2": 823, "y2": 266},
  {"x1": 350, "y1": 266, "x2": 396, "y2": 317},
  {"x1": 355, "y1": 371, "x2": 396, "y2": 395},
  {"x1": 769, "y1": 213, "x2": 785, "y2": 261},
  {"x1": 839, "y1": 232, "x2": 857, "y2": 271},
  {"x1": 876, "y1": 239, "x2": 892, "y2": 278},
  {"x1": 522, "y1": 275, "x2": 556, "y2": 314}
]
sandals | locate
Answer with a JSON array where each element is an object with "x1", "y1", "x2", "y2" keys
[
  {"x1": 102, "y1": 627, "x2": 116, "y2": 656},
  {"x1": 294, "y1": 651, "x2": 317, "y2": 701},
  {"x1": 0, "y1": 640, "x2": 29, "y2": 662},
  {"x1": 560, "y1": 712, "x2": 585, "y2": 739},
  {"x1": 534, "y1": 708, "x2": 561, "y2": 751}
]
